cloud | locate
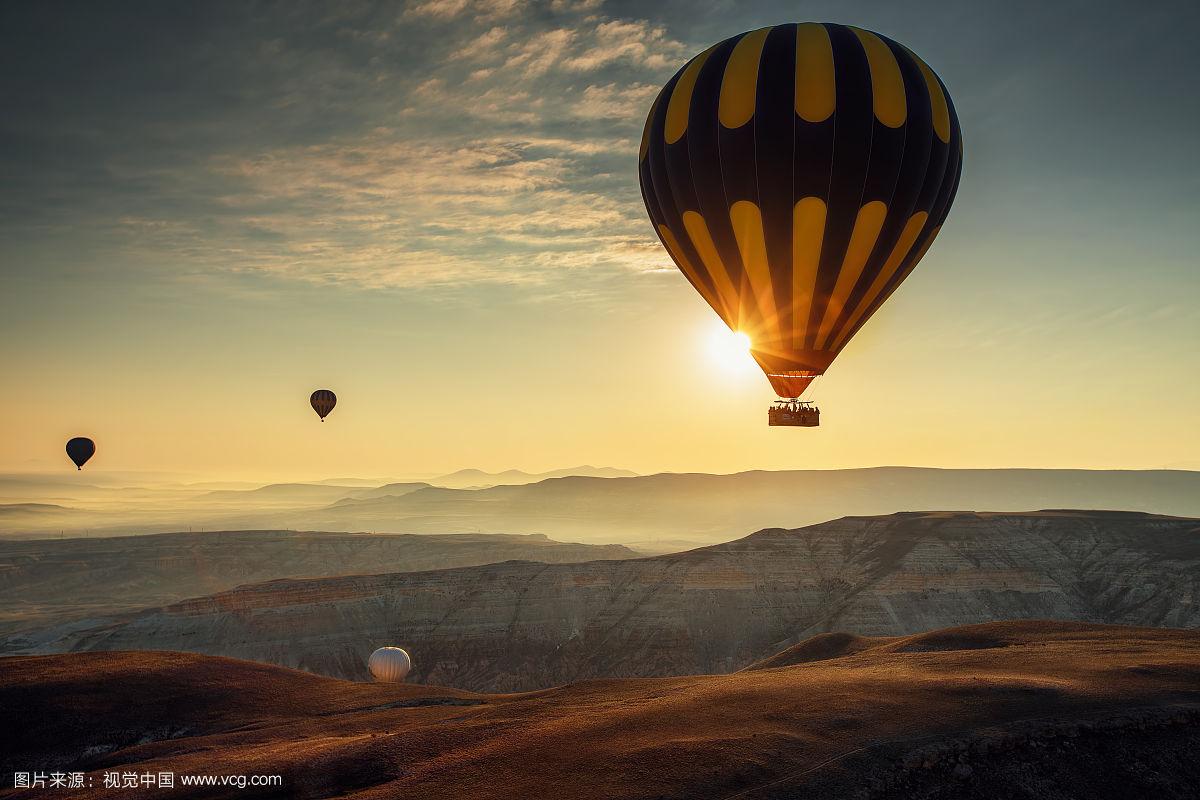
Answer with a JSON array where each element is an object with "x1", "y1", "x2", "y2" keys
[
  {"x1": 405, "y1": 0, "x2": 473, "y2": 19},
  {"x1": 562, "y1": 19, "x2": 687, "y2": 71},
  {"x1": 573, "y1": 82, "x2": 659, "y2": 119},
  {"x1": 455, "y1": 16, "x2": 686, "y2": 80},
  {"x1": 503, "y1": 28, "x2": 576, "y2": 77},
  {"x1": 405, "y1": 0, "x2": 528, "y2": 22},
  {"x1": 109, "y1": 130, "x2": 659, "y2": 288},
  {"x1": 549, "y1": 0, "x2": 603, "y2": 10},
  {"x1": 451, "y1": 25, "x2": 509, "y2": 60},
  {"x1": 3, "y1": 1, "x2": 692, "y2": 295}
]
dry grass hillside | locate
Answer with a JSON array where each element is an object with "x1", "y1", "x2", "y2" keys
[{"x1": 3, "y1": 621, "x2": 1199, "y2": 799}]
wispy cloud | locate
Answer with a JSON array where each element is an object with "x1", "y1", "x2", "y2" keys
[
  {"x1": 111, "y1": 130, "x2": 665, "y2": 288},
  {"x1": 68, "y1": 2, "x2": 690, "y2": 292},
  {"x1": 451, "y1": 25, "x2": 509, "y2": 60},
  {"x1": 405, "y1": 0, "x2": 476, "y2": 20},
  {"x1": 573, "y1": 82, "x2": 660, "y2": 118},
  {"x1": 562, "y1": 19, "x2": 687, "y2": 71}
]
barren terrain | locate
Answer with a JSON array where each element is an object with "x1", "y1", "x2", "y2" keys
[{"x1": 3, "y1": 621, "x2": 1198, "y2": 799}]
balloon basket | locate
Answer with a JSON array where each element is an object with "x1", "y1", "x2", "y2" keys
[{"x1": 768, "y1": 400, "x2": 820, "y2": 427}]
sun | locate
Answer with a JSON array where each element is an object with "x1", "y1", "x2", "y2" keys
[{"x1": 706, "y1": 323, "x2": 756, "y2": 374}]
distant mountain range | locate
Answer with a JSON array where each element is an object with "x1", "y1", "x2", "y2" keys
[
  {"x1": 15, "y1": 510, "x2": 1199, "y2": 692},
  {"x1": 192, "y1": 466, "x2": 639, "y2": 501},
  {"x1": 2, "y1": 467, "x2": 1198, "y2": 548},
  {"x1": 428, "y1": 465, "x2": 638, "y2": 489},
  {"x1": 196, "y1": 482, "x2": 380, "y2": 504},
  {"x1": 0, "y1": 466, "x2": 636, "y2": 537},
  {"x1": 202, "y1": 467, "x2": 1200, "y2": 547}
]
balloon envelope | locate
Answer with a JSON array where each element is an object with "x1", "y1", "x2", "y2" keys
[
  {"x1": 65, "y1": 437, "x2": 95, "y2": 470},
  {"x1": 310, "y1": 389, "x2": 337, "y2": 421},
  {"x1": 639, "y1": 23, "x2": 962, "y2": 397},
  {"x1": 368, "y1": 646, "x2": 412, "y2": 683}
]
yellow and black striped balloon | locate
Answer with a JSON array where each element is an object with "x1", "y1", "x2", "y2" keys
[{"x1": 640, "y1": 23, "x2": 962, "y2": 398}]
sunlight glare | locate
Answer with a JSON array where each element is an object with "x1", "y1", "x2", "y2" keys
[{"x1": 707, "y1": 323, "x2": 757, "y2": 375}]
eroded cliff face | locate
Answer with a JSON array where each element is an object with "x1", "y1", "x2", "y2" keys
[
  {"x1": 15, "y1": 511, "x2": 1200, "y2": 692},
  {"x1": 0, "y1": 530, "x2": 635, "y2": 635}
]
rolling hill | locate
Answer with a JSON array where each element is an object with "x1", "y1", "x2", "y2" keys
[{"x1": 3, "y1": 621, "x2": 1199, "y2": 799}]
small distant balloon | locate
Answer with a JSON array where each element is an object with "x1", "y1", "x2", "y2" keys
[
  {"x1": 368, "y1": 646, "x2": 412, "y2": 683},
  {"x1": 310, "y1": 389, "x2": 337, "y2": 422},
  {"x1": 66, "y1": 437, "x2": 95, "y2": 471}
]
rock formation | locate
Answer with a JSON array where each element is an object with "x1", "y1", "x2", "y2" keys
[
  {"x1": 12, "y1": 511, "x2": 1198, "y2": 692},
  {"x1": 0, "y1": 530, "x2": 634, "y2": 637}
]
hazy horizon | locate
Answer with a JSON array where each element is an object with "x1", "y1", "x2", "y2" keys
[
  {"x1": 6, "y1": 465, "x2": 1198, "y2": 548},
  {"x1": 5, "y1": 460, "x2": 1200, "y2": 489}
]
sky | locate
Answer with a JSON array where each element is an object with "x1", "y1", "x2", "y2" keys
[{"x1": 2, "y1": 0, "x2": 1198, "y2": 480}]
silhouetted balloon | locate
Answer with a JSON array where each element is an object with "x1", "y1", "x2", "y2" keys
[
  {"x1": 310, "y1": 389, "x2": 337, "y2": 421},
  {"x1": 640, "y1": 23, "x2": 962, "y2": 398},
  {"x1": 66, "y1": 437, "x2": 95, "y2": 471},
  {"x1": 368, "y1": 647, "x2": 412, "y2": 682}
]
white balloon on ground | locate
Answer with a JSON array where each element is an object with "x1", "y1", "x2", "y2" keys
[{"x1": 368, "y1": 646, "x2": 412, "y2": 682}]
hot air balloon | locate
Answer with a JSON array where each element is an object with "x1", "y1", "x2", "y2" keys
[
  {"x1": 639, "y1": 23, "x2": 962, "y2": 426},
  {"x1": 368, "y1": 646, "x2": 412, "y2": 682},
  {"x1": 65, "y1": 437, "x2": 95, "y2": 470},
  {"x1": 310, "y1": 389, "x2": 337, "y2": 422}
]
